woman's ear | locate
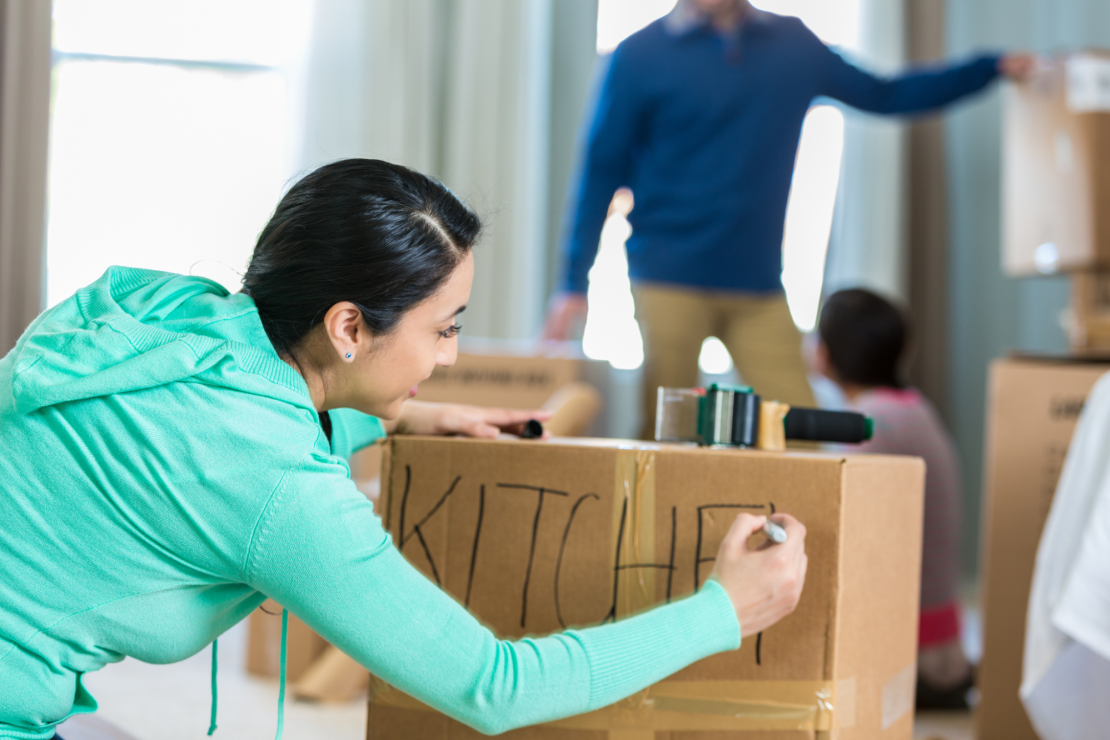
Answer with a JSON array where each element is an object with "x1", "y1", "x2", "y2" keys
[{"x1": 322, "y1": 302, "x2": 367, "y2": 362}]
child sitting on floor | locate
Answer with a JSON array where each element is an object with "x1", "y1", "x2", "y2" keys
[{"x1": 813, "y1": 288, "x2": 973, "y2": 709}]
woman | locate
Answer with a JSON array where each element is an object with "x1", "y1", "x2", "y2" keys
[{"x1": 0, "y1": 159, "x2": 806, "y2": 738}]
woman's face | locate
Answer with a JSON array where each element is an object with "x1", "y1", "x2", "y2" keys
[{"x1": 353, "y1": 252, "x2": 473, "y2": 419}]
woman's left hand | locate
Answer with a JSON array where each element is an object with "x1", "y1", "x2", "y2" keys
[{"x1": 386, "y1": 400, "x2": 553, "y2": 439}]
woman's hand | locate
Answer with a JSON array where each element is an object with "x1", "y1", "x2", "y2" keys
[
  {"x1": 711, "y1": 513, "x2": 808, "y2": 637},
  {"x1": 385, "y1": 400, "x2": 554, "y2": 439}
]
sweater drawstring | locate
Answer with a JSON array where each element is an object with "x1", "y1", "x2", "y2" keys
[
  {"x1": 276, "y1": 608, "x2": 289, "y2": 740},
  {"x1": 207, "y1": 639, "x2": 218, "y2": 735},
  {"x1": 208, "y1": 610, "x2": 286, "y2": 740}
]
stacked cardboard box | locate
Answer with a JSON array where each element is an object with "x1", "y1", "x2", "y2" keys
[
  {"x1": 368, "y1": 436, "x2": 926, "y2": 739},
  {"x1": 976, "y1": 356, "x2": 1110, "y2": 740},
  {"x1": 1003, "y1": 52, "x2": 1110, "y2": 350},
  {"x1": 1003, "y1": 52, "x2": 1110, "y2": 276},
  {"x1": 415, "y1": 350, "x2": 590, "y2": 409}
]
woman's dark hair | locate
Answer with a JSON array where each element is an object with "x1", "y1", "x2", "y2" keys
[
  {"x1": 817, "y1": 288, "x2": 909, "y2": 388},
  {"x1": 243, "y1": 159, "x2": 480, "y2": 356}
]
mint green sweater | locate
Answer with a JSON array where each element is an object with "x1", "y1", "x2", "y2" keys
[{"x1": 0, "y1": 267, "x2": 740, "y2": 738}]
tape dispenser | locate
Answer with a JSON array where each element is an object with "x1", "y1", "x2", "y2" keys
[{"x1": 654, "y1": 383, "x2": 873, "y2": 450}]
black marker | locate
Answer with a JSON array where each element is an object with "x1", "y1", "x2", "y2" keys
[{"x1": 520, "y1": 419, "x2": 544, "y2": 439}]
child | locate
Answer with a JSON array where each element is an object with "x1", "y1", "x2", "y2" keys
[{"x1": 814, "y1": 288, "x2": 973, "y2": 709}]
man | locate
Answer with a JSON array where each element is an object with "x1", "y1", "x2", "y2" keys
[{"x1": 544, "y1": 0, "x2": 1032, "y2": 437}]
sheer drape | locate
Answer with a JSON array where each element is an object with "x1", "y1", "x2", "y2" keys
[
  {"x1": 294, "y1": 0, "x2": 597, "y2": 341},
  {"x1": 0, "y1": 0, "x2": 51, "y2": 355}
]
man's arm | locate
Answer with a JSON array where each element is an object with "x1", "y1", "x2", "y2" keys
[{"x1": 812, "y1": 32, "x2": 1003, "y2": 116}]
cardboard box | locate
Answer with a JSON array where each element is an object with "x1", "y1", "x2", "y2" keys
[
  {"x1": 416, "y1": 351, "x2": 588, "y2": 410},
  {"x1": 368, "y1": 436, "x2": 926, "y2": 739},
  {"x1": 976, "y1": 356, "x2": 1110, "y2": 740},
  {"x1": 349, "y1": 348, "x2": 610, "y2": 491},
  {"x1": 1003, "y1": 52, "x2": 1110, "y2": 276},
  {"x1": 1067, "y1": 271, "x2": 1110, "y2": 351},
  {"x1": 246, "y1": 599, "x2": 328, "y2": 681}
]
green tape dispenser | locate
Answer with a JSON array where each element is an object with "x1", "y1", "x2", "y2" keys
[{"x1": 654, "y1": 383, "x2": 874, "y2": 450}]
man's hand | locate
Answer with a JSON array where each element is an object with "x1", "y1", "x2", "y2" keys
[
  {"x1": 387, "y1": 400, "x2": 553, "y2": 439},
  {"x1": 541, "y1": 292, "x2": 589, "y2": 342},
  {"x1": 998, "y1": 53, "x2": 1037, "y2": 81},
  {"x1": 711, "y1": 513, "x2": 808, "y2": 637}
]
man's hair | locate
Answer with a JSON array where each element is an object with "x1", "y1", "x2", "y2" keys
[{"x1": 817, "y1": 288, "x2": 909, "y2": 388}]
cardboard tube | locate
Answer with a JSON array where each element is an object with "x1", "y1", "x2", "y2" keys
[
  {"x1": 757, "y1": 401, "x2": 790, "y2": 451},
  {"x1": 292, "y1": 645, "x2": 369, "y2": 703},
  {"x1": 542, "y1": 382, "x2": 602, "y2": 437}
]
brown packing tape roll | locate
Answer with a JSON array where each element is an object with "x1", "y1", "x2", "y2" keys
[{"x1": 369, "y1": 676, "x2": 846, "y2": 733}]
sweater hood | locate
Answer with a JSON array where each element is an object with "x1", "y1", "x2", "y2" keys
[{"x1": 8, "y1": 266, "x2": 312, "y2": 416}]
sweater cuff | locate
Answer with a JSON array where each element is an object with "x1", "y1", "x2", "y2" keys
[
  {"x1": 576, "y1": 578, "x2": 741, "y2": 710},
  {"x1": 976, "y1": 53, "x2": 1002, "y2": 81}
]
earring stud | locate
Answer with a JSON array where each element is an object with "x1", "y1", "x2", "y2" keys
[{"x1": 346, "y1": 352, "x2": 352, "y2": 359}]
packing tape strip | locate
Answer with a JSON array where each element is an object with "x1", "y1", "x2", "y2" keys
[
  {"x1": 613, "y1": 448, "x2": 657, "y2": 618},
  {"x1": 369, "y1": 676, "x2": 847, "y2": 733}
]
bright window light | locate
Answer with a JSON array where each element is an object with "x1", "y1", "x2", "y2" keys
[
  {"x1": 698, "y1": 337, "x2": 734, "y2": 375},
  {"x1": 46, "y1": 1, "x2": 309, "y2": 306},
  {"x1": 582, "y1": 193, "x2": 644, "y2": 370},
  {"x1": 52, "y1": 0, "x2": 310, "y2": 66},
  {"x1": 780, "y1": 105, "x2": 845, "y2": 332},
  {"x1": 596, "y1": 0, "x2": 677, "y2": 54},
  {"x1": 753, "y1": 0, "x2": 859, "y2": 332}
]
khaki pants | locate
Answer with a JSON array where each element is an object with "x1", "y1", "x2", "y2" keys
[{"x1": 634, "y1": 283, "x2": 816, "y2": 440}]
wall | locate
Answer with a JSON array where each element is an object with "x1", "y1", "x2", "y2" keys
[{"x1": 944, "y1": 0, "x2": 1110, "y2": 573}]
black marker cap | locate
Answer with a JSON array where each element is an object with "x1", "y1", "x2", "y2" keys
[{"x1": 521, "y1": 419, "x2": 544, "y2": 439}]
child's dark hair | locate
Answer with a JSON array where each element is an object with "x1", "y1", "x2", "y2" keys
[
  {"x1": 243, "y1": 158, "x2": 480, "y2": 357},
  {"x1": 818, "y1": 288, "x2": 908, "y2": 388}
]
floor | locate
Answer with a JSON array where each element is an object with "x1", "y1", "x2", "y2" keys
[
  {"x1": 83, "y1": 618, "x2": 976, "y2": 740},
  {"x1": 81, "y1": 582, "x2": 986, "y2": 740},
  {"x1": 914, "y1": 711, "x2": 974, "y2": 740},
  {"x1": 82, "y1": 620, "x2": 367, "y2": 740}
]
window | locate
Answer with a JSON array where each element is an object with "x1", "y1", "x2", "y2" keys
[
  {"x1": 757, "y1": 0, "x2": 858, "y2": 331},
  {"x1": 46, "y1": 0, "x2": 310, "y2": 306}
]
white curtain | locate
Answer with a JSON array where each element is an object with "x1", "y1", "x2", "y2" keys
[
  {"x1": 823, "y1": 0, "x2": 909, "y2": 302},
  {"x1": 294, "y1": 0, "x2": 564, "y2": 340},
  {"x1": 0, "y1": 0, "x2": 52, "y2": 355}
]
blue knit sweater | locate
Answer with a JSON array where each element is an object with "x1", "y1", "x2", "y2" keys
[{"x1": 560, "y1": 11, "x2": 1000, "y2": 294}]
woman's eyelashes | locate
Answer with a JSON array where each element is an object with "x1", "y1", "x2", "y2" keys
[{"x1": 439, "y1": 324, "x2": 461, "y2": 339}]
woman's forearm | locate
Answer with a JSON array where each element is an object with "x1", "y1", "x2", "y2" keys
[{"x1": 246, "y1": 462, "x2": 740, "y2": 734}]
